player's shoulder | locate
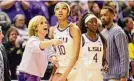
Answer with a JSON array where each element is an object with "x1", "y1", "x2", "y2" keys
[
  {"x1": 49, "y1": 24, "x2": 58, "y2": 32},
  {"x1": 69, "y1": 22, "x2": 80, "y2": 31}
]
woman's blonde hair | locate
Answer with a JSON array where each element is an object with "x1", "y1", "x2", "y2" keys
[{"x1": 28, "y1": 15, "x2": 46, "y2": 37}]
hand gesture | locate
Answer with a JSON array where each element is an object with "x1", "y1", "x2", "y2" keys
[
  {"x1": 51, "y1": 56, "x2": 59, "y2": 67},
  {"x1": 56, "y1": 75, "x2": 66, "y2": 81},
  {"x1": 52, "y1": 39, "x2": 63, "y2": 46},
  {"x1": 15, "y1": 36, "x2": 21, "y2": 48},
  {"x1": 102, "y1": 63, "x2": 108, "y2": 73},
  {"x1": 120, "y1": 77, "x2": 127, "y2": 81}
]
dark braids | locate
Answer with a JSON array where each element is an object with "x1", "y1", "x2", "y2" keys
[
  {"x1": 80, "y1": 12, "x2": 93, "y2": 34},
  {"x1": 81, "y1": 12, "x2": 107, "y2": 48}
]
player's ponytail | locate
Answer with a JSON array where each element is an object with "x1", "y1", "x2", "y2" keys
[{"x1": 80, "y1": 12, "x2": 93, "y2": 34}]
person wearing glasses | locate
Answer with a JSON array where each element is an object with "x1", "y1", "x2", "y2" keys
[{"x1": 17, "y1": 15, "x2": 62, "y2": 81}]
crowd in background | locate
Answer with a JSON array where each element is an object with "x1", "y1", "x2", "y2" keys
[{"x1": 0, "y1": 0, "x2": 134, "y2": 80}]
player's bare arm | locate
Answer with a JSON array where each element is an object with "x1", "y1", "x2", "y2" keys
[
  {"x1": 48, "y1": 26, "x2": 57, "y2": 39},
  {"x1": 61, "y1": 23, "x2": 81, "y2": 78},
  {"x1": 48, "y1": 26, "x2": 58, "y2": 81},
  {"x1": 102, "y1": 46, "x2": 108, "y2": 72}
]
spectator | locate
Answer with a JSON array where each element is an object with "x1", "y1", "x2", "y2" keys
[
  {"x1": 123, "y1": 17, "x2": 133, "y2": 43},
  {"x1": 122, "y1": 1, "x2": 134, "y2": 20},
  {"x1": 47, "y1": 1, "x2": 58, "y2": 26},
  {"x1": 100, "y1": 6, "x2": 129, "y2": 81},
  {"x1": 26, "y1": 1, "x2": 49, "y2": 25},
  {"x1": 13, "y1": 14, "x2": 28, "y2": 47},
  {"x1": 3, "y1": 26, "x2": 24, "y2": 79},
  {"x1": 68, "y1": 2, "x2": 82, "y2": 25},
  {"x1": 107, "y1": 1, "x2": 119, "y2": 23},
  {"x1": 0, "y1": 11, "x2": 11, "y2": 39},
  {"x1": 117, "y1": 1, "x2": 128, "y2": 28},
  {"x1": 128, "y1": 29, "x2": 134, "y2": 60},
  {"x1": 79, "y1": 1, "x2": 89, "y2": 15},
  {"x1": 0, "y1": 0, "x2": 29, "y2": 23},
  {"x1": 87, "y1": 1, "x2": 94, "y2": 12},
  {"x1": 90, "y1": 2, "x2": 101, "y2": 18},
  {"x1": 0, "y1": 26, "x2": 11, "y2": 81}
]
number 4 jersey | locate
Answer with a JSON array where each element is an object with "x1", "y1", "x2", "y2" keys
[{"x1": 82, "y1": 33, "x2": 103, "y2": 70}]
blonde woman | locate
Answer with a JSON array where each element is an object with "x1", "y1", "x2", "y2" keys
[{"x1": 17, "y1": 15, "x2": 62, "y2": 81}]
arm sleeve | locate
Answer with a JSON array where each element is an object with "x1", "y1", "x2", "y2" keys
[
  {"x1": 45, "y1": 46, "x2": 56, "y2": 61},
  {"x1": 30, "y1": 39, "x2": 43, "y2": 54},
  {"x1": 114, "y1": 31, "x2": 129, "y2": 77},
  {"x1": 30, "y1": 38, "x2": 56, "y2": 60}
]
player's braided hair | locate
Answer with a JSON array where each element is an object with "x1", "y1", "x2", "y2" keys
[{"x1": 80, "y1": 12, "x2": 93, "y2": 34}]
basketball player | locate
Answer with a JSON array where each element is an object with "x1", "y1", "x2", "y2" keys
[
  {"x1": 82, "y1": 13, "x2": 107, "y2": 81},
  {"x1": 49, "y1": 2, "x2": 83, "y2": 81}
]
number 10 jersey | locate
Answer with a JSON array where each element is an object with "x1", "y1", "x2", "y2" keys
[{"x1": 53, "y1": 24, "x2": 74, "y2": 67}]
